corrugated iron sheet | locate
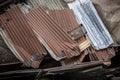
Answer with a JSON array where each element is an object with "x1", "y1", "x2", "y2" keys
[
  {"x1": 0, "y1": 6, "x2": 47, "y2": 68},
  {"x1": 48, "y1": 9, "x2": 88, "y2": 64},
  {"x1": 68, "y1": 0, "x2": 113, "y2": 50},
  {"x1": 25, "y1": 7, "x2": 81, "y2": 61},
  {"x1": 89, "y1": 47, "x2": 115, "y2": 61},
  {"x1": 48, "y1": 9, "x2": 90, "y2": 65},
  {"x1": 48, "y1": 9, "x2": 79, "y2": 32},
  {"x1": 62, "y1": 50, "x2": 88, "y2": 65},
  {"x1": 48, "y1": 9, "x2": 85, "y2": 43},
  {"x1": 28, "y1": 0, "x2": 64, "y2": 10},
  {"x1": 63, "y1": 47, "x2": 115, "y2": 65}
]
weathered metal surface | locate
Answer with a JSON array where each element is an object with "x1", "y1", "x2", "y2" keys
[
  {"x1": 63, "y1": 46, "x2": 115, "y2": 65},
  {"x1": 48, "y1": 9, "x2": 79, "y2": 32},
  {"x1": 0, "y1": 6, "x2": 47, "y2": 68},
  {"x1": 67, "y1": 0, "x2": 113, "y2": 50},
  {"x1": 48, "y1": 9, "x2": 85, "y2": 42},
  {"x1": 48, "y1": 9, "x2": 89, "y2": 65},
  {"x1": 62, "y1": 49, "x2": 89, "y2": 65},
  {"x1": 25, "y1": 7, "x2": 80, "y2": 61},
  {"x1": 89, "y1": 47, "x2": 115, "y2": 61},
  {"x1": 28, "y1": 0, "x2": 64, "y2": 10},
  {"x1": 48, "y1": 9, "x2": 86, "y2": 43}
]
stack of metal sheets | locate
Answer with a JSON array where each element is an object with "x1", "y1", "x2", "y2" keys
[
  {"x1": 25, "y1": 7, "x2": 81, "y2": 61},
  {"x1": 68, "y1": 0, "x2": 113, "y2": 50},
  {"x1": 0, "y1": 6, "x2": 47, "y2": 68}
]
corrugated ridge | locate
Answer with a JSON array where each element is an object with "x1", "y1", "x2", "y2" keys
[
  {"x1": 64, "y1": 47, "x2": 115, "y2": 65},
  {"x1": 26, "y1": 7, "x2": 81, "y2": 60},
  {"x1": 90, "y1": 47, "x2": 115, "y2": 61},
  {"x1": 28, "y1": 0, "x2": 64, "y2": 10},
  {"x1": 0, "y1": 6, "x2": 47, "y2": 68},
  {"x1": 48, "y1": 9, "x2": 79, "y2": 32}
]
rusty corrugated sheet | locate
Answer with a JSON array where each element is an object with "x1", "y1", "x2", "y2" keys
[
  {"x1": 48, "y1": 9, "x2": 79, "y2": 32},
  {"x1": 25, "y1": 7, "x2": 80, "y2": 61},
  {"x1": 0, "y1": 6, "x2": 47, "y2": 68},
  {"x1": 63, "y1": 47, "x2": 115, "y2": 65},
  {"x1": 62, "y1": 50, "x2": 88, "y2": 65},
  {"x1": 48, "y1": 9, "x2": 88, "y2": 65},
  {"x1": 68, "y1": 0, "x2": 113, "y2": 50},
  {"x1": 48, "y1": 9, "x2": 85, "y2": 42},
  {"x1": 48, "y1": 9, "x2": 89, "y2": 65},
  {"x1": 89, "y1": 47, "x2": 115, "y2": 61}
]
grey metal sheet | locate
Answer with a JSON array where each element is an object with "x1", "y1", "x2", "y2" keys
[{"x1": 68, "y1": 0, "x2": 113, "y2": 50}]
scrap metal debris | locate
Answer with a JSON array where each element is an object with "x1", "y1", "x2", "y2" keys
[
  {"x1": 25, "y1": 6, "x2": 80, "y2": 60},
  {"x1": 67, "y1": 0, "x2": 113, "y2": 50},
  {"x1": 0, "y1": 0, "x2": 119, "y2": 80}
]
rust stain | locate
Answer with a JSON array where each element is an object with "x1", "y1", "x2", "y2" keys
[
  {"x1": 25, "y1": 7, "x2": 81, "y2": 60},
  {"x1": 0, "y1": 6, "x2": 47, "y2": 68},
  {"x1": 48, "y1": 9, "x2": 79, "y2": 32},
  {"x1": 90, "y1": 47, "x2": 115, "y2": 61},
  {"x1": 64, "y1": 47, "x2": 115, "y2": 65},
  {"x1": 48, "y1": 9, "x2": 85, "y2": 42},
  {"x1": 63, "y1": 50, "x2": 88, "y2": 65}
]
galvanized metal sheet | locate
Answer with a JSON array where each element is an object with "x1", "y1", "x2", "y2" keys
[{"x1": 67, "y1": 0, "x2": 113, "y2": 50}]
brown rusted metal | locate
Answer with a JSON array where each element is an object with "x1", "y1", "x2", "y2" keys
[
  {"x1": 89, "y1": 47, "x2": 116, "y2": 61},
  {"x1": 0, "y1": 6, "x2": 47, "y2": 68},
  {"x1": 48, "y1": 9, "x2": 79, "y2": 32},
  {"x1": 63, "y1": 47, "x2": 115, "y2": 65},
  {"x1": 25, "y1": 7, "x2": 81, "y2": 61},
  {"x1": 63, "y1": 49, "x2": 89, "y2": 65},
  {"x1": 48, "y1": 9, "x2": 85, "y2": 42}
]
